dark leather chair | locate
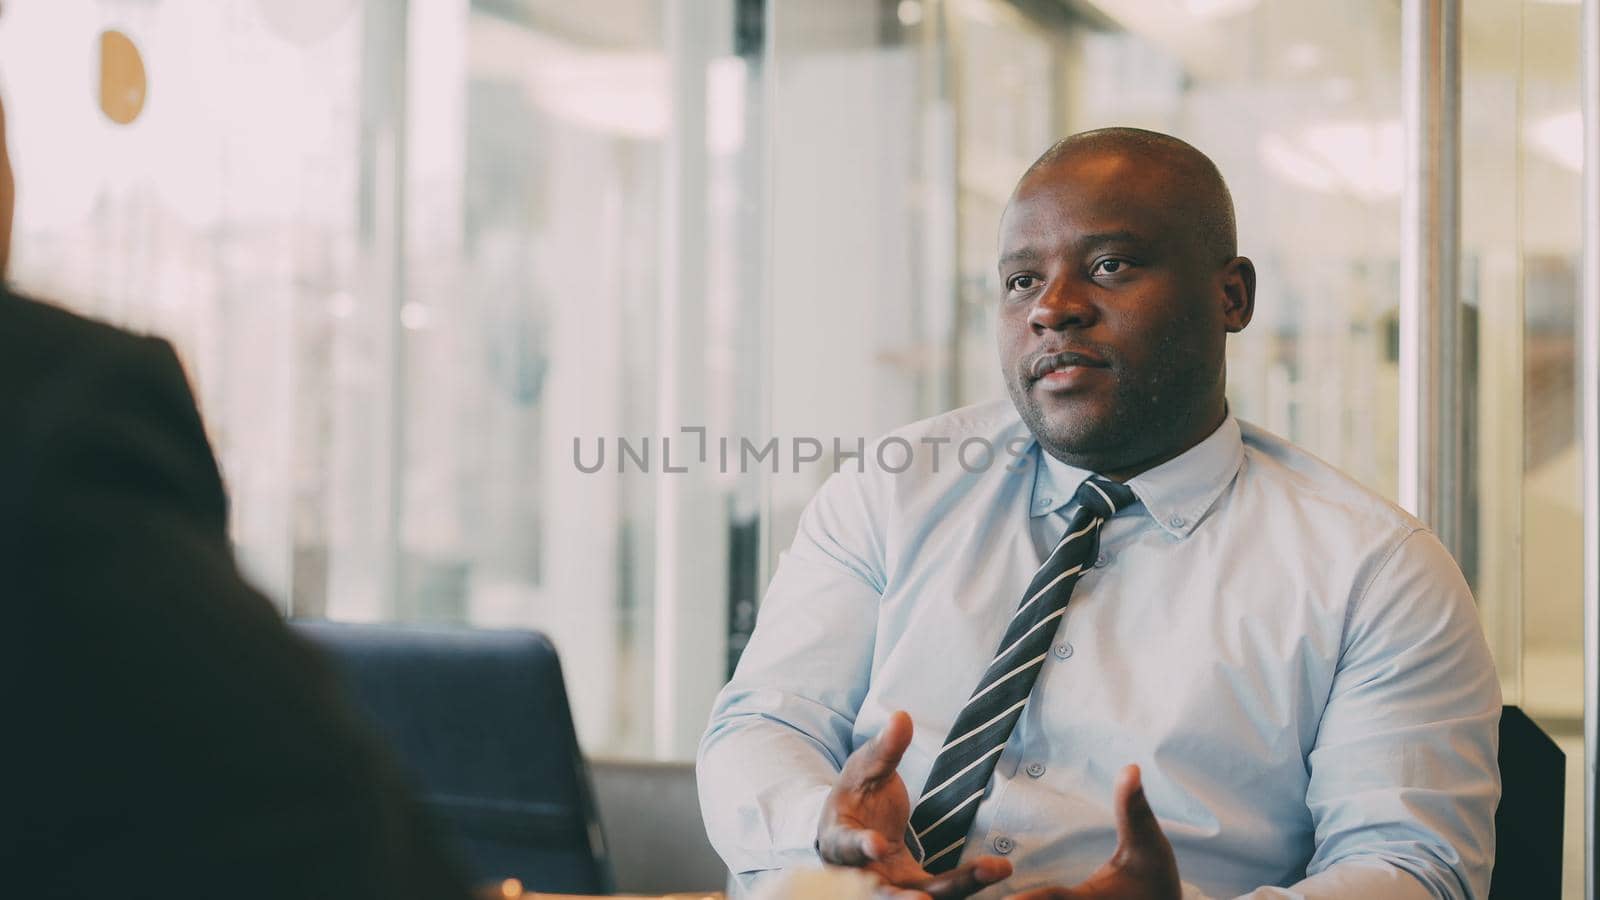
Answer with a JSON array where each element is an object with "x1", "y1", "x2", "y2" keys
[
  {"x1": 292, "y1": 620, "x2": 613, "y2": 894},
  {"x1": 1490, "y1": 705, "x2": 1565, "y2": 899}
]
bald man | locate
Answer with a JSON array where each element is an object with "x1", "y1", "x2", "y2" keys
[{"x1": 698, "y1": 129, "x2": 1500, "y2": 900}]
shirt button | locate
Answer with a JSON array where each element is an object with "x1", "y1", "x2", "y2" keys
[
  {"x1": 1037, "y1": 496, "x2": 1052, "y2": 508},
  {"x1": 1169, "y1": 515, "x2": 1186, "y2": 528},
  {"x1": 993, "y1": 835, "x2": 1015, "y2": 854},
  {"x1": 1026, "y1": 762, "x2": 1046, "y2": 778},
  {"x1": 1053, "y1": 642, "x2": 1073, "y2": 660},
  {"x1": 1094, "y1": 551, "x2": 1109, "y2": 568}
]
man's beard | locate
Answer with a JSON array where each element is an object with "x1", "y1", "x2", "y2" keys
[
  {"x1": 1007, "y1": 348, "x2": 1218, "y2": 470},
  {"x1": 1009, "y1": 373, "x2": 1140, "y2": 465}
]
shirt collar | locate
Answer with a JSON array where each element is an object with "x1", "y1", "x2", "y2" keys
[
  {"x1": 1029, "y1": 445, "x2": 1092, "y2": 520},
  {"x1": 1028, "y1": 415, "x2": 1245, "y2": 539}
]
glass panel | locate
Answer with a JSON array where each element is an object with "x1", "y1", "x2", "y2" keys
[
  {"x1": 370, "y1": 0, "x2": 683, "y2": 754},
  {"x1": 0, "y1": 0, "x2": 756, "y2": 759},
  {"x1": 1462, "y1": 0, "x2": 1526, "y2": 716},
  {"x1": 0, "y1": 0, "x2": 366, "y2": 605},
  {"x1": 764, "y1": 0, "x2": 958, "y2": 557},
  {"x1": 1466, "y1": 2, "x2": 1587, "y2": 893},
  {"x1": 1515, "y1": 2, "x2": 1584, "y2": 894}
]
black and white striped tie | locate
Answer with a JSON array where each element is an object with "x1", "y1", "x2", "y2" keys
[{"x1": 905, "y1": 474, "x2": 1136, "y2": 873}]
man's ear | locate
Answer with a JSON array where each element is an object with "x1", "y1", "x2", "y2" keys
[{"x1": 1220, "y1": 257, "x2": 1255, "y2": 333}]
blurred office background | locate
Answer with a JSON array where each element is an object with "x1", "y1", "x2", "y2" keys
[{"x1": 0, "y1": 0, "x2": 1588, "y2": 892}]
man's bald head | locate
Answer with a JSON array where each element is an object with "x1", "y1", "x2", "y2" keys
[{"x1": 1017, "y1": 127, "x2": 1237, "y2": 265}]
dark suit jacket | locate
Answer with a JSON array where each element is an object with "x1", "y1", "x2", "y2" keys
[{"x1": 0, "y1": 289, "x2": 475, "y2": 899}]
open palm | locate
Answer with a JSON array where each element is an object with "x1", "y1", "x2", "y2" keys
[
  {"x1": 816, "y1": 711, "x2": 1013, "y2": 900},
  {"x1": 1004, "y1": 765, "x2": 1179, "y2": 900}
]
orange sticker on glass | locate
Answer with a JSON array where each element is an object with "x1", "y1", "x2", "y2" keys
[{"x1": 98, "y1": 30, "x2": 146, "y2": 126}]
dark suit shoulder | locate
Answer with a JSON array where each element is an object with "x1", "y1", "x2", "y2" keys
[
  {"x1": 0, "y1": 289, "x2": 193, "y2": 424},
  {"x1": 0, "y1": 288, "x2": 226, "y2": 534},
  {"x1": 0, "y1": 288, "x2": 153, "y2": 364}
]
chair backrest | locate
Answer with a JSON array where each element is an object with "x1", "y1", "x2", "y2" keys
[
  {"x1": 1489, "y1": 705, "x2": 1564, "y2": 899},
  {"x1": 588, "y1": 758, "x2": 729, "y2": 894},
  {"x1": 291, "y1": 620, "x2": 612, "y2": 894}
]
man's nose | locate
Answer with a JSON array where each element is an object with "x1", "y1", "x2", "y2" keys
[{"x1": 1028, "y1": 281, "x2": 1097, "y2": 333}]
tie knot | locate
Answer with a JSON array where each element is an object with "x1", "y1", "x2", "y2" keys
[{"x1": 1074, "y1": 475, "x2": 1135, "y2": 519}]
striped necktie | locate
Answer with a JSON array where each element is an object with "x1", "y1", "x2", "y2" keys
[{"x1": 905, "y1": 474, "x2": 1137, "y2": 873}]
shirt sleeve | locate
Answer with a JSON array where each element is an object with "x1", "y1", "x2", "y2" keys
[
  {"x1": 696, "y1": 466, "x2": 889, "y2": 876},
  {"x1": 1177, "y1": 860, "x2": 1436, "y2": 899},
  {"x1": 1251, "y1": 528, "x2": 1500, "y2": 899}
]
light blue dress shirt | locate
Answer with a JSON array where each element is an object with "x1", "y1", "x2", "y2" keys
[{"x1": 697, "y1": 401, "x2": 1500, "y2": 900}]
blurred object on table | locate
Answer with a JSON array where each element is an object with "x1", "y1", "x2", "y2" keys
[{"x1": 747, "y1": 867, "x2": 878, "y2": 900}]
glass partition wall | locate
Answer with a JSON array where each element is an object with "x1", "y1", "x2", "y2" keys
[
  {"x1": 1, "y1": 0, "x2": 761, "y2": 758},
  {"x1": 0, "y1": 0, "x2": 1592, "y2": 891}
]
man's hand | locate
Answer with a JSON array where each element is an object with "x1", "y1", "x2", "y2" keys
[
  {"x1": 816, "y1": 710, "x2": 1013, "y2": 900},
  {"x1": 1005, "y1": 765, "x2": 1179, "y2": 900}
]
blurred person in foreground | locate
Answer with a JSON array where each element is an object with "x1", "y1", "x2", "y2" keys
[
  {"x1": 0, "y1": 81, "x2": 475, "y2": 899},
  {"x1": 699, "y1": 129, "x2": 1500, "y2": 900}
]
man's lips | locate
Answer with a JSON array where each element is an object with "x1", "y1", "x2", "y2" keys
[{"x1": 1028, "y1": 350, "x2": 1110, "y2": 381}]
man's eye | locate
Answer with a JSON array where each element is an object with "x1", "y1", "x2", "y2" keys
[
  {"x1": 1092, "y1": 258, "x2": 1129, "y2": 276},
  {"x1": 1008, "y1": 275, "x2": 1039, "y2": 292}
]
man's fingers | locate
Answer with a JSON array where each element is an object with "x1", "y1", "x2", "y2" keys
[
  {"x1": 920, "y1": 855, "x2": 1014, "y2": 900},
  {"x1": 818, "y1": 825, "x2": 889, "y2": 866},
  {"x1": 855, "y1": 710, "x2": 915, "y2": 780},
  {"x1": 860, "y1": 829, "x2": 891, "y2": 861},
  {"x1": 1112, "y1": 764, "x2": 1165, "y2": 851}
]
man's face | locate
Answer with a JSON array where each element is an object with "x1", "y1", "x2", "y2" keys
[{"x1": 996, "y1": 150, "x2": 1248, "y2": 473}]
